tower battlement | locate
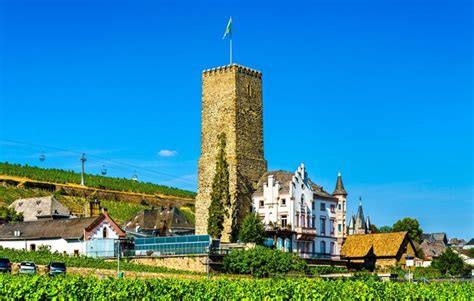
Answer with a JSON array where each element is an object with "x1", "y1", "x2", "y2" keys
[{"x1": 202, "y1": 64, "x2": 262, "y2": 78}]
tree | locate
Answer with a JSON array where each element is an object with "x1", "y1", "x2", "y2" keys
[
  {"x1": 369, "y1": 224, "x2": 378, "y2": 233},
  {"x1": 238, "y1": 213, "x2": 266, "y2": 244},
  {"x1": 207, "y1": 133, "x2": 231, "y2": 239},
  {"x1": 392, "y1": 218, "x2": 423, "y2": 243},
  {"x1": 431, "y1": 248, "x2": 466, "y2": 276},
  {"x1": 0, "y1": 207, "x2": 23, "y2": 222},
  {"x1": 378, "y1": 225, "x2": 392, "y2": 233}
]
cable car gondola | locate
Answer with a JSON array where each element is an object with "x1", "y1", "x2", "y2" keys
[
  {"x1": 101, "y1": 165, "x2": 107, "y2": 176},
  {"x1": 131, "y1": 172, "x2": 138, "y2": 182},
  {"x1": 39, "y1": 154, "x2": 45, "y2": 162}
]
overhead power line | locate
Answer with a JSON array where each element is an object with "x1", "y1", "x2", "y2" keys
[{"x1": 0, "y1": 138, "x2": 195, "y2": 185}]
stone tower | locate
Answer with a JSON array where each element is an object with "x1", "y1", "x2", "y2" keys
[{"x1": 195, "y1": 64, "x2": 267, "y2": 242}]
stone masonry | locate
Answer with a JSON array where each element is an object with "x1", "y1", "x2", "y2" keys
[{"x1": 195, "y1": 64, "x2": 267, "y2": 242}]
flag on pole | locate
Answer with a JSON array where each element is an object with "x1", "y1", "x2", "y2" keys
[{"x1": 222, "y1": 17, "x2": 232, "y2": 39}]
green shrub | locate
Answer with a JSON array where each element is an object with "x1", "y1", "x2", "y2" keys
[
  {"x1": 223, "y1": 246, "x2": 307, "y2": 277},
  {"x1": 308, "y1": 265, "x2": 348, "y2": 275},
  {"x1": 238, "y1": 213, "x2": 265, "y2": 244}
]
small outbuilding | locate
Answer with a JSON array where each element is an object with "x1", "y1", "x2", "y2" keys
[
  {"x1": 9, "y1": 196, "x2": 71, "y2": 221},
  {"x1": 340, "y1": 231, "x2": 418, "y2": 270}
]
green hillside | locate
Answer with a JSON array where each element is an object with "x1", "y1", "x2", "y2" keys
[{"x1": 0, "y1": 162, "x2": 196, "y2": 199}]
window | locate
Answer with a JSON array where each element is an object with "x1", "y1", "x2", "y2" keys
[
  {"x1": 338, "y1": 204, "x2": 342, "y2": 210},
  {"x1": 259, "y1": 200, "x2": 264, "y2": 208},
  {"x1": 312, "y1": 216, "x2": 316, "y2": 229},
  {"x1": 30, "y1": 244, "x2": 36, "y2": 251},
  {"x1": 312, "y1": 201, "x2": 315, "y2": 210},
  {"x1": 320, "y1": 241, "x2": 326, "y2": 254},
  {"x1": 281, "y1": 215, "x2": 287, "y2": 228},
  {"x1": 103, "y1": 227, "x2": 107, "y2": 238},
  {"x1": 330, "y1": 219, "x2": 335, "y2": 235},
  {"x1": 330, "y1": 204, "x2": 335, "y2": 213},
  {"x1": 320, "y1": 203, "x2": 326, "y2": 211},
  {"x1": 330, "y1": 242, "x2": 335, "y2": 255},
  {"x1": 247, "y1": 84, "x2": 252, "y2": 96},
  {"x1": 320, "y1": 218, "x2": 326, "y2": 235},
  {"x1": 74, "y1": 250, "x2": 79, "y2": 256},
  {"x1": 338, "y1": 223, "x2": 342, "y2": 232},
  {"x1": 281, "y1": 198, "x2": 286, "y2": 206},
  {"x1": 296, "y1": 214, "x2": 299, "y2": 227},
  {"x1": 301, "y1": 184, "x2": 305, "y2": 190}
]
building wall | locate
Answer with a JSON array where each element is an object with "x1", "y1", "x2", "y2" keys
[
  {"x1": 195, "y1": 65, "x2": 267, "y2": 242},
  {"x1": 87, "y1": 220, "x2": 120, "y2": 240},
  {"x1": 0, "y1": 238, "x2": 83, "y2": 255},
  {"x1": 131, "y1": 255, "x2": 207, "y2": 273},
  {"x1": 252, "y1": 164, "x2": 341, "y2": 256}
]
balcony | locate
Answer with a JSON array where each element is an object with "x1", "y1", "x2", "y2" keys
[{"x1": 295, "y1": 227, "x2": 317, "y2": 240}]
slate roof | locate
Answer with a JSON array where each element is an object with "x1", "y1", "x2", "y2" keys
[
  {"x1": 9, "y1": 196, "x2": 70, "y2": 221},
  {"x1": 0, "y1": 217, "x2": 97, "y2": 240},
  {"x1": 341, "y1": 232, "x2": 412, "y2": 258},
  {"x1": 124, "y1": 206, "x2": 193, "y2": 232},
  {"x1": 254, "y1": 171, "x2": 294, "y2": 196},
  {"x1": 420, "y1": 239, "x2": 447, "y2": 259},
  {"x1": 332, "y1": 172, "x2": 347, "y2": 196},
  {"x1": 254, "y1": 170, "x2": 336, "y2": 200}
]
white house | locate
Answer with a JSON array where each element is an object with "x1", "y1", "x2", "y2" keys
[
  {"x1": 252, "y1": 163, "x2": 347, "y2": 258},
  {"x1": 0, "y1": 208, "x2": 125, "y2": 257}
]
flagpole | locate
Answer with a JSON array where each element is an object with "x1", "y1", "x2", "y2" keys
[{"x1": 230, "y1": 37, "x2": 232, "y2": 65}]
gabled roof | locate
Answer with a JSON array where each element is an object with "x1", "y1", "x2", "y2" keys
[
  {"x1": 254, "y1": 170, "x2": 336, "y2": 200},
  {"x1": 124, "y1": 206, "x2": 193, "y2": 232},
  {"x1": 0, "y1": 209, "x2": 125, "y2": 241},
  {"x1": 466, "y1": 238, "x2": 474, "y2": 246},
  {"x1": 84, "y1": 209, "x2": 125, "y2": 240},
  {"x1": 254, "y1": 170, "x2": 294, "y2": 196},
  {"x1": 420, "y1": 239, "x2": 447, "y2": 259},
  {"x1": 9, "y1": 196, "x2": 70, "y2": 221},
  {"x1": 0, "y1": 217, "x2": 97, "y2": 240},
  {"x1": 341, "y1": 232, "x2": 411, "y2": 258}
]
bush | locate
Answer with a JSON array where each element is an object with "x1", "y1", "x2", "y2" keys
[
  {"x1": 308, "y1": 265, "x2": 348, "y2": 275},
  {"x1": 431, "y1": 248, "x2": 467, "y2": 276},
  {"x1": 223, "y1": 247, "x2": 307, "y2": 277},
  {"x1": 238, "y1": 214, "x2": 265, "y2": 245}
]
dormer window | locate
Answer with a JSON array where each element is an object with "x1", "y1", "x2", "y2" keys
[{"x1": 103, "y1": 227, "x2": 107, "y2": 238}]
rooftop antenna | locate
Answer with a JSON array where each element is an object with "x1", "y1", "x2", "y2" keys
[{"x1": 80, "y1": 153, "x2": 86, "y2": 186}]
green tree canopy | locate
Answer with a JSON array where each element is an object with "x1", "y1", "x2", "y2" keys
[
  {"x1": 431, "y1": 248, "x2": 466, "y2": 276},
  {"x1": 392, "y1": 218, "x2": 423, "y2": 243},
  {"x1": 238, "y1": 213, "x2": 266, "y2": 244},
  {"x1": 0, "y1": 206, "x2": 23, "y2": 222},
  {"x1": 207, "y1": 133, "x2": 231, "y2": 239},
  {"x1": 378, "y1": 225, "x2": 392, "y2": 233}
]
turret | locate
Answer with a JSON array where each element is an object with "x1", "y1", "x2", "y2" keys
[{"x1": 332, "y1": 171, "x2": 347, "y2": 196}]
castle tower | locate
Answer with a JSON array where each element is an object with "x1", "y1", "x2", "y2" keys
[
  {"x1": 333, "y1": 171, "x2": 347, "y2": 252},
  {"x1": 195, "y1": 64, "x2": 267, "y2": 242}
]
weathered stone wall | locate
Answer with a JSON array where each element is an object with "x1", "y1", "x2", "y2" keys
[
  {"x1": 131, "y1": 255, "x2": 207, "y2": 273},
  {"x1": 195, "y1": 64, "x2": 267, "y2": 242}
]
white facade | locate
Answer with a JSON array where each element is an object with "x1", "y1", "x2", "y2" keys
[
  {"x1": 0, "y1": 212, "x2": 125, "y2": 257},
  {"x1": 0, "y1": 238, "x2": 83, "y2": 255},
  {"x1": 252, "y1": 163, "x2": 345, "y2": 258}
]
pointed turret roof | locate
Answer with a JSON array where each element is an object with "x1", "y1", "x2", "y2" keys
[
  {"x1": 355, "y1": 197, "x2": 366, "y2": 230},
  {"x1": 332, "y1": 171, "x2": 348, "y2": 196},
  {"x1": 349, "y1": 215, "x2": 355, "y2": 229}
]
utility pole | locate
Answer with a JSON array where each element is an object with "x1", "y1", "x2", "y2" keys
[{"x1": 80, "y1": 153, "x2": 86, "y2": 186}]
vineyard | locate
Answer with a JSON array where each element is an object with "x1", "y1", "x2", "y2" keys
[
  {"x1": 0, "y1": 274, "x2": 472, "y2": 299},
  {"x1": 0, "y1": 162, "x2": 196, "y2": 199},
  {"x1": 0, "y1": 248, "x2": 194, "y2": 275}
]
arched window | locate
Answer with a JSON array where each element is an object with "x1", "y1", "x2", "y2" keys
[
  {"x1": 320, "y1": 241, "x2": 326, "y2": 254},
  {"x1": 330, "y1": 242, "x2": 335, "y2": 255},
  {"x1": 103, "y1": 227, "x2": 107, "y2": 238}
]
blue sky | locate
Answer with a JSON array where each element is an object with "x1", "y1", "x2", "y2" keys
[{"x1": 0, "y1": 0, "x2": 472, "y2": 239}]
